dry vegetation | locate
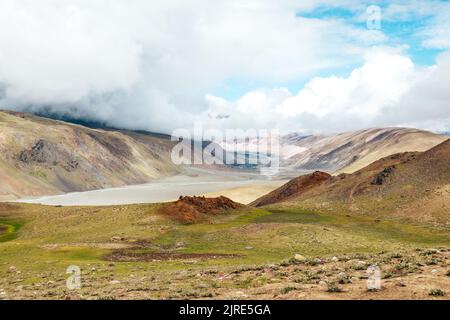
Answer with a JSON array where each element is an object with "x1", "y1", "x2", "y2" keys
[{"x1": 0, "y1": 200, "x2": 449, "y2": 300}]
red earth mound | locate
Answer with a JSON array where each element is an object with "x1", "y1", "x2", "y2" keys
[
  {"x1": 158, "y1": 195, "x2": 243, "y2": 224},
  {"x1": 251, "y1": 171, "x2": 332, "y2": 207}
]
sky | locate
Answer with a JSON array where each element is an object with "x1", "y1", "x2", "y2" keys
[{"x1": 0, "y1": 0, "x2": 449, "y2": 135}]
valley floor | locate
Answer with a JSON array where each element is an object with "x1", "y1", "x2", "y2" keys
[
  {"x1": 0, "y1": 202, "x2": 449, "y2": 300},
  {"x1": 14, "y1": 168, "x2": 286, "y2": 206}
]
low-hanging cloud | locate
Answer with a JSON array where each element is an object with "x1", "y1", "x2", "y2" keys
[{"x1": 0, "y1": 0, "x2": 449, "y2": 135}]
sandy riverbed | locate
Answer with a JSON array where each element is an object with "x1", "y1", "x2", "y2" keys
[{"x1": 16, "y1": 168, "x2": 286, "y2": 206}]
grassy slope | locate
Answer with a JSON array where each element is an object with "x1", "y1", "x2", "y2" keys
[{"x1": 0, "y1": 202, "x2": 448, "y2": 299}]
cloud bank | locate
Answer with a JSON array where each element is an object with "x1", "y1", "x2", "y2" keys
[
  {"x1": 205, "y1": 48, "x2": 450, "y2": 134},
  {"x1": 0, "y1": 0, "x2": 449, "y2": 134}
]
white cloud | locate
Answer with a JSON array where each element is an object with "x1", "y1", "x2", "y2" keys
[
  {"x1": 204, "y1": 47, "x2": 450, "y2": 134},
  {"x1": 0, "y1": 0, "x2": 387, "y2": 133}
]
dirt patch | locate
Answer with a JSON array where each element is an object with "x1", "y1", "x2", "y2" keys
[
  {"x1": 0, "y1": 225, "x2": 6, "y2": 235},
  {"x1": 103, "y1": 251, "x2": 240, "y2": 262},
  {"x1": 158, "y1": 195, "x2": 243, "y2": 223}
]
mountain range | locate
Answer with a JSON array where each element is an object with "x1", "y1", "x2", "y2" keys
[
  {"x1": 0, "y1": 109, "x2": 447, "y2": 200},
  {"x1": 279, "y1": 127, "x2": 446, "y2": 174}
]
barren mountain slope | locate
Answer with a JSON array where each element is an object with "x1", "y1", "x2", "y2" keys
[
  {"x1": 280, "y1": 128, "x2": 447, "y2": 174},
  {"x1": 250, "y1": 171, "x2": 331, "y2": 207},
  {"x1": 253, "y1": 139, "x2": 450, "y2": 225},
  {"x1": 0, "y1": 110, "x2": 179, "y2": 199}
]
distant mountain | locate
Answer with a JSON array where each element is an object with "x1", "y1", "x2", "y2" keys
[
  {"x1": 252, "y1": 139, "x2": 450, "y2": 225},
  {"x1": 221, "y1": 127, "x2": 447, "y2": 177},
  {"x1": 279, "y1": 128, "x2": 447, "y2": 175}
]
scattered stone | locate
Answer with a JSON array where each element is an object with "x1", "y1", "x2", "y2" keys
[
  {"x1": 338, "y1": 272, "x2": 352, "y2": 284},
  {"x1": 314, "y1": 258, "x2": 323, "y2": 265},
  {"x1": 110, "y1": 236, "x2": 122, "y2": 242},
  {"x1": 331, "y1": 256, "x2": 339, "y2": 262},
  {"x1": 109, "y1": 280, "x2": 121, "y2": 285},
  {"x1": 8, "y1": 266, "x2": 17, "y2": 273},
  {"x1": 294, "y1": 254, "x2": 306, "y2": 262},
  {"x1": 245, "y1": 246, "x2": 253, "y2": 250}
]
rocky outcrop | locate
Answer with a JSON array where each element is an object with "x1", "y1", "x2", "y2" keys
[
  {"x1": 159, "y1": 196, "x2": 243, "y2": 223},
  {"x1": 19, "y1": 139, "x2": 79, "y2": 172},
  {"x1": 371, "y1": 166, "x2": 396, "y2": 185}
]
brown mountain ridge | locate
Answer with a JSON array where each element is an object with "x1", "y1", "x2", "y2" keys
[{"x1": 252, "y1": 139, "x2": 450, "y2": 225}]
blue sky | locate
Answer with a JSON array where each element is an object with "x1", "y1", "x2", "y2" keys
[{"x1": 217, "y1": 1, "x2": 447, "y2": 100}]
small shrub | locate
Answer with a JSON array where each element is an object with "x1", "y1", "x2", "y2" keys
[
  {"x1": 338, "y1": 273, "x2": 352, "y2": 284},
  {"x1": 280, "y1": 286, "x2": 297, "y2": 294},
  {"x1": 293, "y1": 276, "x2": 306, "y2": 283},
  {"x1": 200, "y1": 291, "x2": 215, "y2": 298},
  {"x1": 429, "y1": 289, "x2": 446, "y2": 297},
  {"x1": 352, "y1": 263, "x2": 366, "y2": 271},
  {"x1": 395, "y1": 262, "x2": 418, "y2": 274},
  {"x1": 425, "y1": 258, "x2": 438, "y2": 265},
  {"x1": 389, "y1": 253, "x2": 403, "y2": 259},
  {"x1": 306, "y1": 259, "x2": 321, "y2": 266},
  {"x1": 420, "y1": 249, "x2": 438, "y2": 256},
  {"x1": 446, "y1": 270, "x2": 450, "y2": 277},
  {"x1": 327, "y1": 283, "x2": 343, "y2": 293},
  {"x1": 279, "y1": 261, "x2": 290, "y2": 267},
  {"x1": 274, "y1": 271, "x2": 289, "y2": 277}
]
